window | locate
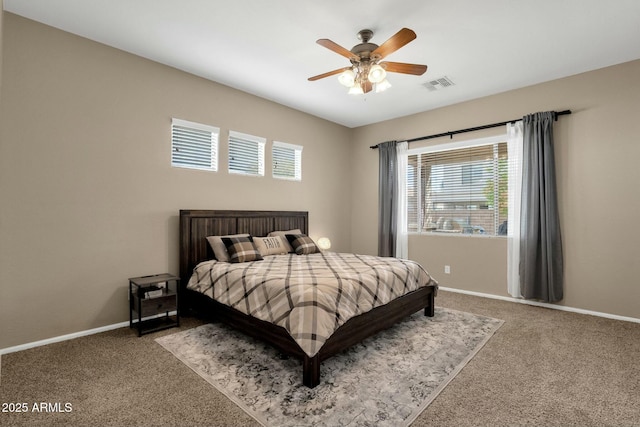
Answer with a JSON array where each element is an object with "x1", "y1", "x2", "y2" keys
[
  {"x1": 171, "y1": 118, "x2": 219, "y2": 171},
  {"x1": 272, "y1": 141, "x2": 302, "y2": 181},
  {"x1": 228, "y1": 131, "x2": 266, "y2": 176},
  {"x1": 406, "y1": 136, "x2": 509, "y2": 236}
]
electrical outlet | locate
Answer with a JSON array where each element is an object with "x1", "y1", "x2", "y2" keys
[{"x1": 444, "y1": 265, "x2": 451, "y2": 274}]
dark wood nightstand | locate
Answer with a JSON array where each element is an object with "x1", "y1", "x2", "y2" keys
[{"x1": 129, "y1": 273, "x2": 180, "y2": 336}]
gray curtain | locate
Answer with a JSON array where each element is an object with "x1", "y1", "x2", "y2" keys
[
  {"x1": 519, "y1": 112, "x2": 564, "y2": 302},
  {"x1": 378, "y1": 141, "x2": 398, "y2": 257}
]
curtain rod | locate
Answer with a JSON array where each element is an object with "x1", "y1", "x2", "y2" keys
[{"x1": 370, "y1": 110, "x2": 572, "y2": 149}]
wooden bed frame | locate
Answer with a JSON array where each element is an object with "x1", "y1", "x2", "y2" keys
[{"x1": 179, "y1": 209, "x2": 436, "y2": 388}]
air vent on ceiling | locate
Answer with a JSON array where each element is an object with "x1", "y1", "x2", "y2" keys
[{"x1": 423, "y1": 76, "x2": 455, "y2": 91}]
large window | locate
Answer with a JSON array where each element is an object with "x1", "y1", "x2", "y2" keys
[
  {"x1": 407, "y1": 136, "x2": 508, "y2": 236},
  {"x1": 171, "y1": 118, "x2": 219, "y2": 171},
  {"x1": 228, "y1": 131, "x2": 266, "y2": 176}
]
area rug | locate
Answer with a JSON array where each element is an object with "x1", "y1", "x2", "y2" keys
[{"x1": 155, "y1": 308, "x2": 503, "y2": 427}]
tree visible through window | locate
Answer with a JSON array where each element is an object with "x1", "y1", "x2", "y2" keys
[{"x1": 406, "y1": 138, "x2": 508, "y2": 236}]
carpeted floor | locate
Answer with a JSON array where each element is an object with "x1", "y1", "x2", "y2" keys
[{"x1": 1, "y1": 290, "x2": 639, "y2": 427}]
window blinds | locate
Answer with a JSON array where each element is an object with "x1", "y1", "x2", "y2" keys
[
  {"x1": 272, "y1": 141, "x2": 302, "y2": 181},
  {"x1": 228, "y1": 131, "x2": 266, "y2": 176},
  {"x1": 171, "y1": 118, "x2": 219, "y2": 171},
  {"x1": 407, "y1": 141, "x2": 508, "y2": 235}
]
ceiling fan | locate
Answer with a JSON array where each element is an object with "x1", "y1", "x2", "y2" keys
[{"x1": 308, "y1": 28, "x2": 427, "y2": 94}]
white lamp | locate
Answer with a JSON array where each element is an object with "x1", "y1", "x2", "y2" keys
[
  {"x1": 338, "y1": 69, "x2": 356, "y2": 87},
  {"x1": 317, "y1": 237, "x2": 331, "y2": 251},
  {"x1": 375, "y1": 78, "x2": 392, "y2": 93},
  {"x1": 348, "y1": 84, "x2": 364, "y2": 95},
  {"x1": 368, "y1": 64, "x2": 387, "y2": 83},
  {"x1": 332, "y1": 62, "x2": 393, "y2": 95}
]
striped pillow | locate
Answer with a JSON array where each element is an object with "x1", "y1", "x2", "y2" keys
[
  {"x1": 221, "y1": 236, "x2": 263, "y2": 263},
  {"x1": 267, "y1": 229, "x2": 302, "y2": 253},
  {"x1": 285, "y1": 234, "x2": 320, "y2": 255},
  {"x1": 206, "y1": 233, "x2": 250, "y2": 262}
]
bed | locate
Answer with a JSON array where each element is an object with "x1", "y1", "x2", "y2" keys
[{"x1": 179, "y1": 209, "x2": 438, "y2": 388}]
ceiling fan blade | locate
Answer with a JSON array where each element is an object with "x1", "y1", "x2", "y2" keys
[
  {"x1": 362, "y1": 80, "x2": 373, "y2": 93},
  {"x1": 380, "y1": 61, "x2": 427, "y2": 75},
  {"x1": 308, "y1": 67, "x2": 351, "y2": 81},
  {"x1": 316, "y1": 39, "x2": 358, "y2": 61},
  {"x1": 371, "y1": 28, "x2": 417, "y2": 59}
]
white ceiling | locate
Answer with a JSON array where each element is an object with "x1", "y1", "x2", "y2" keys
[{"x1": 5, "y1": 0, "x2": 640, "y2": 128}]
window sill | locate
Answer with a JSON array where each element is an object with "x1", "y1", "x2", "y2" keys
[{"x1": 408, "y1": 232, "x2": 507, "y2": 239}]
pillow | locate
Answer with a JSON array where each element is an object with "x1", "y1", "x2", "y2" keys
[
  {"x1": 206, "y1": 234, "x2": 250, "y2": 262},
  {"x1": 253, "y1": 236, "x2": 289, "y2": 256},
  {"x1": 286, "y1": 234, "x2": 320, "y2": 255},
  {"x1": 221, "y1": 236, "x2": 263, "y2": 263},
  {"x1": 267, "y1": 229, "x2": 302, "y2": 253}
]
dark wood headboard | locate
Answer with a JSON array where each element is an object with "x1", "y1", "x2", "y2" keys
[{"x1": 179, "y1": 210, "x2": 308, "y2": 285}]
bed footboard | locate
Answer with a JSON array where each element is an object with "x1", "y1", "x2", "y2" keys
[
  {"x1": 425, "y1": 290, "x2": 435, "y2": 317},
  {"x1": 306, "y1": 285, "x2": 435, "y2": 388},
  {"x1": 303, "y1": 355, "x2": 321, "y2": 388}
]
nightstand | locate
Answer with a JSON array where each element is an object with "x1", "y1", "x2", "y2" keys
[{"x1": 129, "y1": 273, "x2": 180, "y2": 336}]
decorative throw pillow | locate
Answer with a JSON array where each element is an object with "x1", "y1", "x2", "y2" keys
[
  {"x1": 206, "y1": 234, "x2": 250, "y2": 262},
  {"x1": 267, "y1": 229, "x2": 302, "y2": 253},
  {"x1": 268, "y1": 229, "x2": 302, "y2": 237},
  {"x1": 221, "y1": 236, "x2": 263, "y2": 263},
  {"x1": 253, "y1": 236, "x2": 289, "y2": 256},
  {"x1": 285, "y1": 234, "x2": 320, "y2": 255}
]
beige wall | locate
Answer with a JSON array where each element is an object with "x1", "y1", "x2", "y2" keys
[
  {"x1": 351, "y1": 59, "x2": 640, "y2": 319},
  {"x1": 0, "y1": 14, "x2": 352, "y2": 348},
  {"x1": 0, "y1": 1, "x2": 3, "y2": 94}
]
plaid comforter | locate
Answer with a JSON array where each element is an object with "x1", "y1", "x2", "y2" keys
[{"x1": 186, "y1": 252, "x2": 438, "y2": 357}]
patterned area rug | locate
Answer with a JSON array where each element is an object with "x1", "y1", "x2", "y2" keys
[{"x1": 156, "y1": 308, "x2": 503, "y2": 427}]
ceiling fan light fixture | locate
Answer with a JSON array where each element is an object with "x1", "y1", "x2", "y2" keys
[
  {"x1": 348, "y1": 84, "x2": 364, "y2": 95},
  {"x1": 368, "y1": 64, "x2": 386, "y2": 83},
  {"x1": 309, "y1": 28, "x2": 426, "y2": 96},
  {"x1": 375, "y1": 78, "x2": 392, "y2": 93},
  {"x1": 338, "y1": 69, "x2": 356, "y2": 87}
]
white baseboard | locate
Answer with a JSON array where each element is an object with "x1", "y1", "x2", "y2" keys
[
  {"x1": 439, "y1": 286, "x2": 640, "y2": 324},
  {"x1": 2, "y1": 290, "x2": 638, "y2": 358},
  {"x1": 0, "y1": 311, "x2": 177, "y2": 356},
  {"x1": 0, "y1": 321, "x2": 128, "y2": 356}
]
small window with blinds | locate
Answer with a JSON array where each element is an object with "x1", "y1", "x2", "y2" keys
[
  {"x1": 228, "y1": 131, "x2": 266, "y2": 177},
  {"x1": 171, "y1": 118, "x2": 219, "y2": 171},
  {"x1": 272, "y1": 141, "x2": 303, "y2": 181},
  {"x1": 407, "y1": 136, "x2": 509, "y2": 236}
]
